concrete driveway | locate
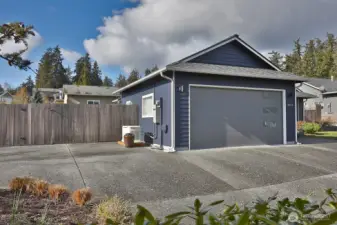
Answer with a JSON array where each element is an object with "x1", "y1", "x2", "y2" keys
[{"x1": 2, "y1": 141, "x2": 337, "y2": 217}]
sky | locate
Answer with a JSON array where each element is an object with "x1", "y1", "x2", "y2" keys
[{"x1": 1, "y1": 0, "x2": 337, "y2": 87}]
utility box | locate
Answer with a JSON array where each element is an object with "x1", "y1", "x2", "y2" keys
[{"x1": 153, "y1": 100, "x2": 161, "y2": 124}]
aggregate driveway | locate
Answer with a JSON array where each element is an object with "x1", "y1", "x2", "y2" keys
[{"x1": 1, "y1": 141, "x2": 337, "y2": 205}]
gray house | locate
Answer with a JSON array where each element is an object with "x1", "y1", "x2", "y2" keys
[
  {"x1": 113, "y1": 34, "x2": 305, "y2": 151},
  {"x1": 297, "y1": 77, "x2": 337, "y2": 121},
  {"x1": 63, "y1": 85, "x2": 119, "y2": 104},
  {"x1": 0, "y1": 91, "x2": 13, "y2": 104}
]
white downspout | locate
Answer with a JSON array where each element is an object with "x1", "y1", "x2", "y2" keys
[{"x1": 160, "y1": 71, "x2": 176, "y2": 152}]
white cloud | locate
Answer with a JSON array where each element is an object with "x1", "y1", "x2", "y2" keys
[
  {"x1": 60, "y1": 48, "x2": 82, "y2": 63},
  {"x1": 1, "y1": 30, "x2": 42, "y2": 58},
  {"x1": 84, "y1": 0, "x2": 337, "y2": 73}
]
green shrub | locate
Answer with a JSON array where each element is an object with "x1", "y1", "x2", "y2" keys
[
  {"x1": 127, "y1": 189, "x2": 337, "y2": 225},
  {"x1": 302, "y1": 122, "x2": 321, "y2": 134}
]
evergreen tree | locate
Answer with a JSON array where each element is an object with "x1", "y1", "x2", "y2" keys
[
  {"x1": 127, "y1": 69, "x2": 141, "y2": 84},
  {"x1": 0, "y1": 84, "x2": 3, "y2": 93},
  {"x1": 36, "y1": 48, "x2": 54, "y2": 88},
  {"x1": 302, "y1": 40, "x2": 316, "y2": 77},
  {"x1": 115, "y1": 74, "x2": 128, "y2": 88},
  {"x1": 268, "y1": 51, "x2": 284, "y2": 69},
  {"x1": 323, "y1": 33, "x2": 336, "y2": 78},
  {"x1": 103, "y1": 76, "x2": 113, "y2": 87},
  {"x1": 52, "y1": 46, "x2": 69, "y2": 88},
  {"x1": 151, "y1": 65, "x2": 159, "y2": 72},
  {"x1": 78, "y1": 64, "x2": 90, "y2": 85},
  {"x1": 73, "y1": 53, "x2": 91, "y2": 85},
  {"x1": 32, "y1": 90, "x2": 43, "y2": 103},
  {"x1": 145, "y1": 68, "x2": 152, "y2": 76},
  {"x1": 91, "y1": 61, "x2": 103, "y2": 86},
  {"x1": 22, "y1": 75, "x2": 35, "y2": 96},
  {"x1": 65, "y1": 66, "x2": 73, "y2": 84}
]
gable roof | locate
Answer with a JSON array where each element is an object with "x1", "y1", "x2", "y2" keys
[
  {"x1": 303, "y1": 78, "x2": 337, "y2": 93},
  {"x1": 113, "y1": 34, "x2": 302, "y2": 94},
  {"x1": 0, "y1": 91, "x2": 13, "y2": 98},
  {"x1": 63, "y1": 85, "x2": 119, "y2": 96},
  {"x1": 167, "y1": 63, "x2": 305, "y2": 82},
  {"x1": 171, "y1": 34, "x2": 280, "y2": 71}
]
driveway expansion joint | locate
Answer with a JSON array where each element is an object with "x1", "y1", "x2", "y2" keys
[{"x1": 65, "y1": 144, "x2": 87, "y2": 188}]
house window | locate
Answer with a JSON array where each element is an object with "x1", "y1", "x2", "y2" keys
[
  {"x1": 87, "y1": 100, "x2": 100, "y2": 105},
  {"x1": 328, "y1": 102, "x2": 332, "y2": 114},
  {"x1": 142, "y1": 93, "x2": 154, "y2": 118}
]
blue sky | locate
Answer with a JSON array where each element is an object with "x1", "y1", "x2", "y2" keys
[
  {"x1": 0, "y1": 0, "x2": 138, "y2": 86},
  {"x1": 1, "y1": 0, "x2": 336, "y2": 87}
]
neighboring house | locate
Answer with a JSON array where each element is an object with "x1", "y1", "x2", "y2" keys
[
  {"x1": 0, "y1": 91, "x2": 13, "y2": 104},
  {"x1": 296, "y1": 90, "x2": 317, "y2": 121},
  {"x1": 113, "y1": 34, "x2": 305, "y2": 151},
  {"x1": 63, "y1": 85, "x2": 119, "y2": 105},
  {"x1": 297, "y1": 77, "x2": 337, "y2": 120},
  {"x1": 32, "y1": 88, "x2": 62, "y2": 103}
]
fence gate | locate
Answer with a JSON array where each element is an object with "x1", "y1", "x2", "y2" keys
[{"x1": 304, "y1": 103, "x2": 321, "y2": 122}]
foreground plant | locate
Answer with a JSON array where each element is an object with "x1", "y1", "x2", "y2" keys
[
  {"x1": 128, "y1": 189, "x2": 337, "y2": 225},
  {"x1": 95, "y1": 196, "x2": 132, "y2": 225},
  {"x1": 48, "y1": 184, "x2": 69, "y2": 201},
  {"x1": 72, "y1": 187, "x2": 92, "y2": 206}
]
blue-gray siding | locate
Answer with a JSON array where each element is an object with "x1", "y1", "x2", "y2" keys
[
  {"x1": 189, "y1": 41, "x2": 274, "y2": 69},
  {"x1": 297, "y1": 98, "x2": 304, "y2": 121},
  {"x1": 121, "y1": 76, "x2": 171, "y2": 147},
  {"x1": 175, "y1": 72, "x2": 296, "y2": 149}
]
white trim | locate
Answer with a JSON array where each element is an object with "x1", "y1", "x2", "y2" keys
[
  {"x1": 113, "y1": 68, "x2": 166, "y2": 94},
  {"x1": 302, "y1": 82, "x2": 320, "y2": 91},
  {"x1": 159, "y1": 71, "x2": 176, "y2": 151},
  {"x1": 181, "y1": 36, "x2": 281, "y2": 71},
  {"x1": 323, "y1": 91, "x2": 337, "y2": 95},
  {"x1": 294, "y1": 87, "x2": 298, "y2": 143},
  {"x1": 87, "y1": 100, "x2": 100, "y2": 105},
  {"x1": 188, "y1": 84, "x2": 287, "y2": 150},
  {"x1": 141, "y1": 93, "x2": 154, "y2": 118},
  {"x1": 282, "y1": 90, "x2": 287, "y2": 145}
]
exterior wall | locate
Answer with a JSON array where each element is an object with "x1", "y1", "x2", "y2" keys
[
  {"x1": 121, "y1": 75, "x2": 172, "y2": 147},
  {"x1": 175, "y1": 72, "x2": 297, "y2": 149},
  {"x1": 297, "y1": 84, "x2": 322, "y2": 110},
  {"x1": 0, "y1": 96, "x2": 13, "y2": 104},
  {"x1": 297, "y1": 98, "x2": 304, "y2": 121},
  {"x1": 67, "y1": 95, "x2": 117, "y2": 105},
  {"x1": 189, "y1": 41, "x2": 274, "y2": 69},
  {"x1": 321, "y1": 94, "x2": 337, "y2": 120}
]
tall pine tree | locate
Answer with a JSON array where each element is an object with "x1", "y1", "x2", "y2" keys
[
  {"x1": 36, "y1": 48, "x2": 53, "y2": 88},
  {"x1": 73, "y1": 53, "x2": 92, "y2": 85},
  {"x1": 268, "y1": 51, "x2": 284, "y2": 69},
  {"x1": 301, "y1": 40, "x2": 316, "y2": 77},
  {"x1": 127, "y1": 69, "x2": 141, "y2": 84},
  {"x1": 91, "y1": 61, "x2": 103, "y2": 86},
  {"x1": 103, "y1": 76, "x2": 113, "y2": 87},
  {"x1": 115, "y1": 74, "x2": 128, "y2": 88}
]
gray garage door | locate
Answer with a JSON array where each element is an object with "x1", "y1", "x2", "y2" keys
[{"x1": 190, "y1": 86, "x2": 284, "y2": 149}]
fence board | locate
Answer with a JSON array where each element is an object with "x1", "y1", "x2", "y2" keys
[{"x1": 0, "y1": 104, "x2": 138, "y2": 147}]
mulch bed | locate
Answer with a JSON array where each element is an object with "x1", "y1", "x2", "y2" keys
[{"x1": 0, "y1": 189, "x2": 98, "y2": 225}]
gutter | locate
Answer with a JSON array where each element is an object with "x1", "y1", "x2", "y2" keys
[{"x1": 160, "y1": 71, "x2": 176, "y2": 153}]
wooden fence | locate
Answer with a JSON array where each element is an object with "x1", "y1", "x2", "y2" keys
[
  {"x1": 304, "y1": 104, "x2": 321, "y2": 123},
  {"x1": 0, "y1": 104, "x2": 139, "y2": 147}
]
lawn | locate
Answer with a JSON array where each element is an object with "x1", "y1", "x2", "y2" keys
[{"x1": 305, "y1": 131, "x2": 337, "y2": 138}]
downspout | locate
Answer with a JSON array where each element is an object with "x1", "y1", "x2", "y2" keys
[{"x1": 160, "y1": 71, "x2": 176, "y2": 152}]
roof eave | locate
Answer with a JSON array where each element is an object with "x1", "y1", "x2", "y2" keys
[
  {"x1": 112, "y1": 67, "x2": 167, "y2": 94},
  {"x1": 323, "y1": 91, "x2": 337, "y2": 95}
]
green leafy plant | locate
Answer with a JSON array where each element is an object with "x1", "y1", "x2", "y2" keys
[
  {"x1": 303, "y1": 122, "x2": 321, "y2": 134},
  {"x1": 127, "y1": 189, "x2": 337, "y2": 225}
]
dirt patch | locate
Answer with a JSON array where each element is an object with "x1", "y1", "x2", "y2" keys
[{"x1": 0, "y1": 189, "x2": 98, "y2": 224}]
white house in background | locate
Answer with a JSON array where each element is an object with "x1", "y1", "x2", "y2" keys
[{"x1": 0, "y1": 91, "x2": 13, "y2": 104}]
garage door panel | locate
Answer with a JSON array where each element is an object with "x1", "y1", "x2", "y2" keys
[{"x1": 190, "y1": 86, "x2": 283, "y2": 149}]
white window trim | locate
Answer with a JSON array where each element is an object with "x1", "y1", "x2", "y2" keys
[
  {"x1": 87, "y1": 100, "x2": 100, "y2": 105},
  {"x1": 142, "y1": 93, "x2": 154, "y2": 118}
]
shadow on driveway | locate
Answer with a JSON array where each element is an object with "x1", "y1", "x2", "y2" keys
[{"x1": 298, "y1": 136, "x2": 337, "y2": 144}]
